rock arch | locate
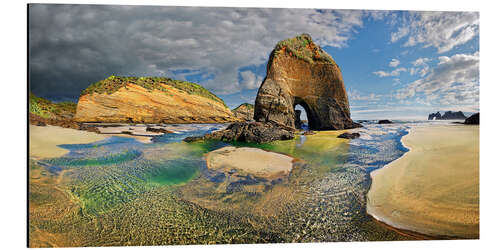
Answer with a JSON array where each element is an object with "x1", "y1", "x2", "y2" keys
[{"x1": 254, "y1": 34, "x2": 360, "y2": 130}]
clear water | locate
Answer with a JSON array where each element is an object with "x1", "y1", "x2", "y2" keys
[{"x1": 34, "y1": 120, "x2": 442, "y2": 244}]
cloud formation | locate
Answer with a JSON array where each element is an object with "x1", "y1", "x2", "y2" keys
[
  {"x1": 389, "y1": 58, "x2": 400, "y2": 67},
  {"x1": 396, "y1": 51, "x2": 479, "y2": 107},
  {"x1": 373, "y1": 67, "x2": 407, "y2": 77},
  {"x1": 29, "y1": 4, "x2": 371, "y2": 100},
  {"x1": 391, "y1": 11, "x2": 479, "y2": 53}
]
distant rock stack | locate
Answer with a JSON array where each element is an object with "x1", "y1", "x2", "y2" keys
[
  {"x1": 464, "y1": 113, "x2": 479, "y2": 125},
  {"x1": 428, "y1": 111, "x2": 466, "y2": 120},
  {"x1": 254, "y1": 34, "x2": 360, "y2": 130},
  {"x1": 428, "y1": 112, "x2": 442, "y2": 120}
]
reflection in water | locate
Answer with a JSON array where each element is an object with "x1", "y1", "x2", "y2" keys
[{"x1": 31, "y1": 122, "x2": 418, "y2": 246}]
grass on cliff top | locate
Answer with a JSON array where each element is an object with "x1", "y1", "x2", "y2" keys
[
  {"x1": 273, "y1": 34, "x2": 336, "y2": 65},
  {"x1": 81, "y1": 76, "x2": 227, "y2": 108},
  {"x1": 29, "y1": 92, "x2": 77, "y2": 119},
  {"x1": 232, "y1": 103, "x2": 254, "y2": 111}
]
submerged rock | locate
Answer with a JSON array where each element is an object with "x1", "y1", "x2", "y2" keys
[
  {"x1": 337, "y1": 132, "x2": 360, "y2": 139},
  {"x1": 184, "y1": 122, "x2": 294, "y2": 143},
  {"x1": 464, "y1": 113, "x2": 479, "y2": 125},
  {"x1": 378, "y1": 120, "x2": 393, "y2": 124},
  {"x1": 253, "y1": 34, "x2": 361, "y2": 130},
  {"x1": 303, "y1": 130, "x2": 316, "y2": 136},
  {"x1": 146, "y1": 126, "x2": 174, "y2": 134}
]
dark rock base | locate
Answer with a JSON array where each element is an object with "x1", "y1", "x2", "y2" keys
[
  {"x1": 184, "y1": 122, "x2": 295, "y2": 144},
  {"x1": 337, "y1": 132, "x2": 360, "y2": 139}
]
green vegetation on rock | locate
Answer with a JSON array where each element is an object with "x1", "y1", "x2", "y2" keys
[
  {"x1": 29, "y1": 92, "x2": 77, "y2": 119},
  {"x1": 81, "y1": 76, "x2": 227, "y2": 107},
  {"x1": 273, "y1": 34, "x2": 336, "y2": 64},
  {"x1": 232, "y1": 103, "x2": 254, "y2": 111}
]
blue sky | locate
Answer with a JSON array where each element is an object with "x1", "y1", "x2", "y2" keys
[
  {"x1": 217, "y1": 11, "x2": 480, "y2": 120},
  {"x1": 29, "y1": 6, "x2": 479, "y2": 120}
]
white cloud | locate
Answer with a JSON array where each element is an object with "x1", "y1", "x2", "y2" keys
[
  {"x1": 412, "y1": 57, "x2": 430, "y2": 66},
  {"x1": 373, "y1": 67, "x2": 407, "y2": 77},
  {"x1": 389, "y1": 58, "x2": 400, "y2": 67},
  {"x1": 391, "y1": 27, "x2": 409, "y2": 43},
  {"x1": 395, "y1": 51, "x2": 479, "y2": 107},
  {"x1": 409, "y1": 57, "x2": 431, "y2": 77},
  {"x1": 239, "y1": 70, "x2": 262, "y2": 89},
  {"x1": 348, "y1": 89, "x2": 382, "y2": 101},
  {"x1": 390, "y1": 11, "x2": 479, "y2": 53}
]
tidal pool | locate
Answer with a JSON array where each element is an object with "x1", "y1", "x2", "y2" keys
[{"x1": 29, "y1": 122, "x2": 418, "y2": 247}]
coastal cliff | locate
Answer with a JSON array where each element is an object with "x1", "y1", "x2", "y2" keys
[
  {"x1": 254, "y1": 34, "x2": 360, "y2": 130},
  {"x1": 74, "y1": 76, "x2": 239, "y2": 123}
]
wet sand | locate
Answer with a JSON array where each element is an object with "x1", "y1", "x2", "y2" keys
[
  {"x1": 367, "y1": 124, "x2": 479, "y2": 238},
  {"x1": 205, "y1": 146, "x2": 294, "y2": 179}
]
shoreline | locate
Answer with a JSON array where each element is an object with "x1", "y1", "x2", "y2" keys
[
  {"x1": 29, "y1": 125, "x2": 153, "y2": 159},
  {"x1": 366, "y1": 124, "x2": 479, "y2": 239}
]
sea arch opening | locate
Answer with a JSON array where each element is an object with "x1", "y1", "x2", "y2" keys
[{"x1": 293, "y1": 97, "x2": 318, "y2": 130}]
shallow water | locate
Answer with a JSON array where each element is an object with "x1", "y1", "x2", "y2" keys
[{"x1": 29, "y1": 121, "x2": 434, "y2": 246}]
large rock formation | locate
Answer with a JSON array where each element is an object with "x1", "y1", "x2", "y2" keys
[
  {"x1": 254, "y1": 34, "x2": 360, "y2": 130},
  {"x1": 74, "y1": 76, "x2": 239, "y2": 123},
  {"x1": 231, "y1": 103, "x2": 254, "y2": 121},
  {"x1": 428, "y1": 111, "x2": 466, "y2": 120},
  {"x1": 464, "y1": 113, "x2": 479, "y2": 125}
]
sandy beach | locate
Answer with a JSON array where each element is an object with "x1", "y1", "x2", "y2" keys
[
  {"x1": 29, "y1": 125, "x2": 111, "y2": 159},
  {"x1": 367, "y1": 124, "x2": 479, "y2": 238}
]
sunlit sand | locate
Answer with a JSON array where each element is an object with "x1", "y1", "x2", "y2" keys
[
  {"x1": 29, "y1": 125, "x2": 110, "y2": 159},
  {"x1": 367, "y1": 124, "x2": 479, "y2": 238}
]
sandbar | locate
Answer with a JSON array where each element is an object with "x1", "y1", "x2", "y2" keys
[
  {"x1": 205, "y1": 146, "x2": 294, "y2": 179},
  {"x1": 367, "y1": 124, "x2": 479, "y2": 238}
]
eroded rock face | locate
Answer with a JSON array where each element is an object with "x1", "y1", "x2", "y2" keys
[
  {"x1": 254, "y1": 34, "x2": 360, "y2": 130},
  {"x1": 74, "y1": 76, "x2": 238, "y2": 124}
]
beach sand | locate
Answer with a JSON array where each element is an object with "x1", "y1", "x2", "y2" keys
[
  {"x1": 205, "y1": 146, "x2": 295, "y2": 179},
  {"x1": 367, "y1": 124, "x2": 479, "y2": 238},
  {"x1": 29, "y1": 125, "x2": 110, "y2": 159}
]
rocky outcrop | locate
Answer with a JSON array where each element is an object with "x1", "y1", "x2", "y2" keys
[
  {"x1": 337, "y1": 132, "x2": 360, "y2": 139},
  {"x1": 378, "y1": 120, "x2": 393, "y2": 124},
  {"x1": 464, "y1": 113, "x2": 479, "y2": 125},
  {"x1": 231, "y1": 103, "x2": 254, "y2": 121},
  {"x1": 29, "y1": 113, "x2": 100, "y2": 133},
  {"x1": 428, "y1": 111, "x2": 466, "y2": 120},
  {"x1": 428, "y1": 112, "x2": 442, "y2": 120},
  {"x1": 74, "y1": 76, "x2": 239, "y2": 124},
  {"x1": 184, "y1": 122, "x2": 294, "y2": 144},
  {"x1": 254, "y1": 34, "x2": 360, "y2": 130}
]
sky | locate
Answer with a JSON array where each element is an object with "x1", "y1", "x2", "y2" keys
[{"x1": 28, "y1": 4, "x2": 479, "y2": 120}]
